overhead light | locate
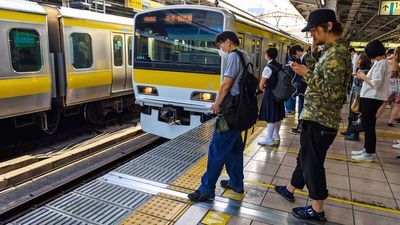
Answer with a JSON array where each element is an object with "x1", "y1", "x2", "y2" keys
[{"x1": 320, "y1": 0, "x2": 325, "y2": 6}]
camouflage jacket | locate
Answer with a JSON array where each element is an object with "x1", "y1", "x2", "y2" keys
[{"x1": 300, "y1": 38, "x2": 352, "y2": 129}]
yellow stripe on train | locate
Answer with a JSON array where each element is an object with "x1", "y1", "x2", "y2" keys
[
  {"x1": 63, "y1": 18, "x2": 133, "y2": 32},
  {"x1": 67, "y1": 71, "x2": 112, "y2": 90},
  {"x1": 0, "y1": 9, "x2": 46, "y2": 24},
  {"x1": 0, "y1": 76, "x2": 51, "y2": 98},
  {"x1": 133, "y1": 69, "x2": 221, "y2": 91}
]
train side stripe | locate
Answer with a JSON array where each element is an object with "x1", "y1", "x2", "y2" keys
[
  {"x1": 63, "y1": 18, "x2": 133, "y2": 32},
  {"x1": 0, "y1": 9, "x2": 46, "y2": 24},
  {"x1": 67, "y1": 71, "x2": 112, "y2": 90},
  {"x1": 0, "y1": 76, "x2": 51, "y2": 98},
  {"x1": 133, "y1": 69, "x2": 220, "y2": 91}
]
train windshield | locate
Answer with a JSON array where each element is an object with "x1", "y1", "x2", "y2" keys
[{"x1": 134, "y1": 9, "x2": 224, "y2": 74}]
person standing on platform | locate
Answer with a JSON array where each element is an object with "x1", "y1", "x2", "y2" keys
[
  {"x1": 273, "y1": 9, "x2": 352, "y2": 221},
  {"x1": 258, "y1": 48, "x2": 285, "y2": 146},
  {"x1": 188, "y1": 31, "x2": 250, "y2": 202},
  {"x1": 289, "y1": 45, "x2": 307, "y2": 134},
  {"x1": 351, "y1": 40, "x2": 390, "y2": 162}
]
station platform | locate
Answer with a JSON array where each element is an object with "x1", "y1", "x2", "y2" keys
[{"x1": 9, "y1": 110, "x2": 400, "y2": 225}]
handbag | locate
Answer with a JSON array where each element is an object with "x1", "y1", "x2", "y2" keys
[{"x1": 351, "y1": 92, "x2": 360, "y2": 113}]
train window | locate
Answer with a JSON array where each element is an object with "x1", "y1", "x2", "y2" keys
[
  {"x1": 134, "y1": 9, "x2": 224, "y2": 74},
  {"x1": 128, "y1": 36, "x2": 132, "y2": 66},
  {"x1": 70, "y1": 33, "x2": 93, "y2": 69},
  {"x1": 9, "y1": 28, "x2": 42, "y2": 72},
  {"x1": 113, "y1": 35, "x2": 123, "y2": 66}
]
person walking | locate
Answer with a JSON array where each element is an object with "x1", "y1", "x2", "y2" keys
[
  {"x1": 273, "y1": 9, "x2": 352, "y2": 221},
  {"x1": 188, "y1": 31, "x2": 251, "y2": 202}
]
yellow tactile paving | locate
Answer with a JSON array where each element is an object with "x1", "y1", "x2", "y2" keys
[
  {"x1": 222, "y1": 189, "x2": 246, "y2": 201},
  {"x1": 138, "y1": 196, "x2": 189, "y2": 221},
  {"x1": 120, "y1": 212, "x2": 170, "y2": 225},
  {"x1": 201, "y1": 211, "x2": 231, "y2": 225}
]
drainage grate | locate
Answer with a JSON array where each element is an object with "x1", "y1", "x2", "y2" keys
[
  {"x1": 47, "y1": 192, "x2": 130, "y2": 225},
  {"x1": 161, "y1": 139, "x2": 203, "y2": 150},
  {"x1": 149, "y1": 146, "x2": 205, "y2": 157},
  {"x1": 10, "y1": 207, "x2": 91, "y2": 225},
  {"x1": 115, "y1": 163, "x2": 178, "y2": 183},
  {"x1": 146, "y1": 149, "x2": 204, "y2": 164},
  {"x1": 74, "y1": 180, "x2": 150, "y2": 209}
]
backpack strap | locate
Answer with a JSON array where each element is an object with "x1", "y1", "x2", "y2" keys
[{"x1": 232, "y1": 49, "x2": 253, "y2": 73}]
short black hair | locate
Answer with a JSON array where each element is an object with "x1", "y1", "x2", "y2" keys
[
  {"x1": 358, "y1": 53, "x2": 371, "y2": 70},
  {"x1": 349, "y1": 47, "x2": 356, "y2": 53},
  {"x1": 364, "y1": 40, "x2": 386, "y2": 59},
  {"x1": 215, "y1": 31, "x2": 240, "y2": 46},
  {"x1": 387, "y1": 48, "x2": 394, "y2": 55},
  {"x1": 266, "y1": 48, "x2": 278, "y2": 59},
  {"x1": 289, "y1": 45, "x2": 304, "y2": 56}
]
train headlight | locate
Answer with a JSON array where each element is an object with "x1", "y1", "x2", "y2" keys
[
  {"x1": 138, "y1": 86, "x2": 158, "y2": 95},
  {"x1": 191, "y1": 92, "x2": 216, "y2": 102}
]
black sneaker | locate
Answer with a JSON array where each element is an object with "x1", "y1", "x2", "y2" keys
[
  {"x1": 292, "y1": 205, "x2": 327, "y2": 222},
  {"x1": 290, "y1": 128, "x2": 301, "y2": 134},
  {"x1": 187, "y1": 190, "x2": 214, "y2": 202},
  {"x1": 274, "y1": 185, "x2": 295, "y2": 202},
  {"x1": 396, "y1": 156, "x2": 400, "y2": 159},
  {"x1": 340, "y1": 130, "x2": 349, "y2": 136},
  {"x1": 220, "y1": 180, "x2": 244, "y2": 193},
  {"x1": 395, "y1": 118, "x2": 400, "y2": 123}
]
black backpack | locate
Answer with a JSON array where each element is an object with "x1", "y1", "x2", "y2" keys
[
  {"x1": 269, "y1": 64, "x2": 296, "y2": 102},
  {"x1": 221, "y1": 49, "x2": 259, "y2": 131}
]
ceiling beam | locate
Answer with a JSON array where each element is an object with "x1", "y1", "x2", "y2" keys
[
  {"x1": 363, "y1": 16, "x2": 400, "y2": 40},
  {"x1": 341, "y1": 0, "x2": 362, "y2": 38},
  {"x1": 354, "y1": 12, "x2": 377, "y2": 35}
]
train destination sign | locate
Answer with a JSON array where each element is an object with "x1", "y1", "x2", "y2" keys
[{"x1": 379, "y1": 0, "x2": 400, "y2": 16}]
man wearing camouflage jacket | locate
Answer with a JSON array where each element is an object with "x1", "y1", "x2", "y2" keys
[{"x1": 274, "y1": 9, "x2": 352, "y2": 221}]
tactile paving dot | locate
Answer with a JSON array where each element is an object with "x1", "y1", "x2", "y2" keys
[
  {"x1": 120, "y1": 212, "x2": 170, "y2": 225},
  {"x1": 171, "y1": 174, "x2": 202, "y2": 190},
  {"x1": 157, "y1": 193, "x2": 190, "y2": 203},
  {"x1": 138, "y1": 196, "x2": 188, "y2": 221}
]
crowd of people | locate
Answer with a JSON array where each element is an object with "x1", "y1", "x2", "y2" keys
[{"x1": 187, "y1": 7, "x2": 400, "y2": 222}]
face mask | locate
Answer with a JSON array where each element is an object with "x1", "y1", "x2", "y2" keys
[{"x1": 218, "y1": 48, "x2": 229, "y2": 60}]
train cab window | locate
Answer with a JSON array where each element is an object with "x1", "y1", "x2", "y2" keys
[
  {"x1": 9, "y1": 28, "x2": 42, "y2": 72},
  {"x1": 134, "y1": 9, "x2": 224, "y2": 74},
  {"x1": 128, "y1": 36, "x2": 132, "y2": 66},
  {"x1": 113, "y1": 35, "x2": 123, "y2": 66},
  {"x1": 70, "y1": 33, "x2": 93, "y2": 69}
]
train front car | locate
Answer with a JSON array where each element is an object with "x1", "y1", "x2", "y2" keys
[{"x1": 133, "y1": 6, "x2": 234, "y2": 139}]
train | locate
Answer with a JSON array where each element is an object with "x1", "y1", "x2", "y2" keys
[
  {"x1": 132, "y1": 4, "x2": 307, "y2": 139},
  {"x1": 0, "y1": 0, "x2": 135, "y2": 134}
]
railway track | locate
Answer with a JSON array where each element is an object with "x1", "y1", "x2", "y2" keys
[{"x1": 0, "y1": 119, "x2": 163, "y2": 223}]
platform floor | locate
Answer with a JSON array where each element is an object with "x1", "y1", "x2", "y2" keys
[{"x1": 9, "y1": 108, "x2": 400, "y2": 225}]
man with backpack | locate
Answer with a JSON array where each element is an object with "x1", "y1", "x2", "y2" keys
[{"x1": 188, "y1": 31, "x2": 255, "y2": 202}]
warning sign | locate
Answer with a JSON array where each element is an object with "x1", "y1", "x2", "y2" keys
[{"x1": 379, "y1": 0, "x2": 400, "y2": 16}]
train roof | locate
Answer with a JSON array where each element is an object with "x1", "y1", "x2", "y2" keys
[
  {"x1": 135, "y1": 4, "x2": 306, "y2": 45},
  {"x1": 0, "y1": 0, "x2": 46, "y2": 15},
  {"x1": 59, "y1": 7, "x2": 133, "y2": 26}
]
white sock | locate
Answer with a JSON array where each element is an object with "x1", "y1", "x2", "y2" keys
[
  {"x1": 273, "y1": 121, "x2": 281, "y2": 140},
  {"x1": 266, "y1": 123, "x2": 275, "y2": 142}
]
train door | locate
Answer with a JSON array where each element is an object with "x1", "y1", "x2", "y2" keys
[
  {"x1": 253, "y1": 37, "x2": 262, "y2": 78},
  {"x1": 111, "y1": 33, "x2": 132, "y2": 93},
  {"x1": 125, "y1": 35, "x2": 133, "y2": 90}
]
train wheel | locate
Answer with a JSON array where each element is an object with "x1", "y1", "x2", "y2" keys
[{"x1": 84, "y1": 102, "x2": 105, "y2": 124}]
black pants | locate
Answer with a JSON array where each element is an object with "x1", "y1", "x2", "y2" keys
[
  {"x1": 290, "y1": 120, "x2": 337, "y2": 200},
  {"x1": 360, "y1": 98, "x2": 383, "y2": 154}
]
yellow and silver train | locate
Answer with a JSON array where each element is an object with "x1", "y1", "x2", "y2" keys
[
  {"x1": 132, "y1": 5, "x2": 306, "y2": 139},
  {"x1": 0, "y1": 0, "x2": 134, "y2": 134}
]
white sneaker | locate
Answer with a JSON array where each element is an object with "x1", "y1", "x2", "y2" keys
[
  {"x1": 393, "y1": 139, "x2": 400, "y2": 145},
  {"x1": 351, "y1": 149, "x2": 366, "y2": 156},
  {"x1": 393, "y1": 142, "x2": 400, "y2": 149},
  {"x1": 351, "y1": 152, "x2": 374, "y2": 162}
]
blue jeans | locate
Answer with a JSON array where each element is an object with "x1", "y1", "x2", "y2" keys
[
  {"x1": 285, "y1": 97, "x2": 296, "y2": 112},
  {"x1": 198, "y1": 128, "x2": 244, "y2": 196}
]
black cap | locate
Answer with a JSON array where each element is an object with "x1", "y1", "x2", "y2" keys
[{"x1": 302, "y1": 9, "x2": 337, "y2": 32}]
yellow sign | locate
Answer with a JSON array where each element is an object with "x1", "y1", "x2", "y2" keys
[
  {"x1": 222, "y1": 189, "x2": 245, "y2": 201},
  {"x1": 379, "y1": 0, "x2": 400, "y2": 16},
  {"x1": 202, "y1": 211, "x2": 230, "y2": 225},
  {"x1": 127, "y1": 0, "x2": 164, "y2": 11}
]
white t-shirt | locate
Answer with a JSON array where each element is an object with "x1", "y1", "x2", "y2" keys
[
  {"x1": 360, "y1": 59, "x2": 390, "y2": 100},
  {"x1": 261, "y1": 60, "x2": 273, "y2": 79}
]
